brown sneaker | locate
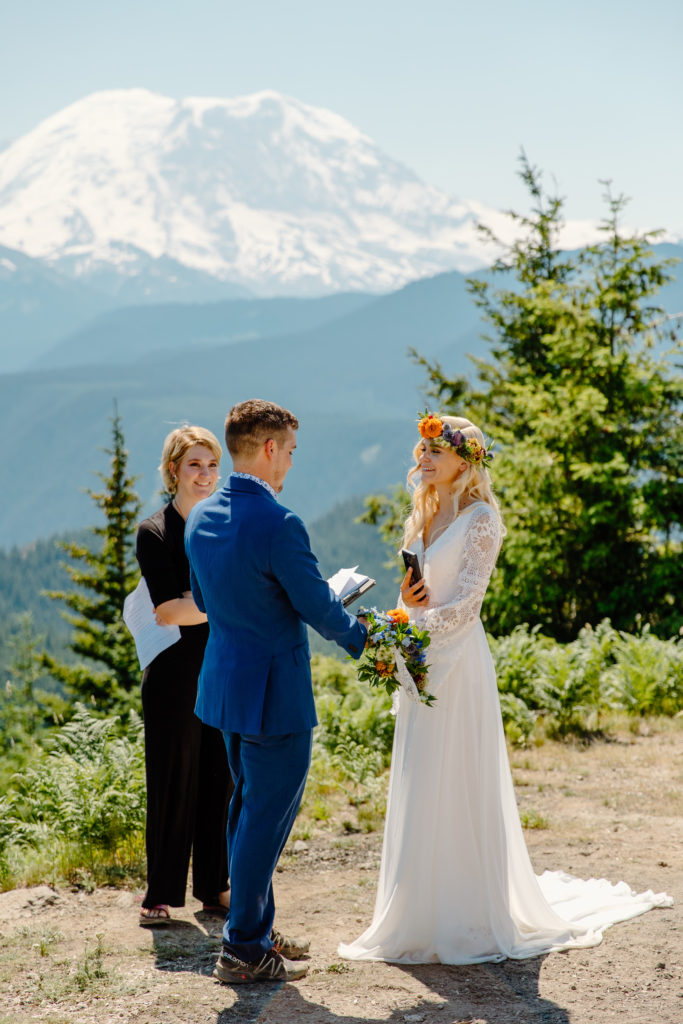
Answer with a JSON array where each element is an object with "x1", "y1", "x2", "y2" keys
[
  {"x1": 213, "y1": 948, "x2": 308, "y2": 984},
  {"x1": 271, "y1": 928, "x2": 310, "y2": 960}
]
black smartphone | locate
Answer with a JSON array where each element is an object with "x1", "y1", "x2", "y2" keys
[
  {"x1": 401, "y1": 548, "x2": 422, "y2": 583},
  {"x1": 401, "y1": 549, "x2": 427, "y2": 602}
]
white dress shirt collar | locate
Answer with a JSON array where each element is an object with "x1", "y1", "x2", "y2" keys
[{"x1": 231, "y1": 472, "x2": 278, "y2": 501}]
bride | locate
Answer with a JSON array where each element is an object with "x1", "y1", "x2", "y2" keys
[{"x1": 339, "y1": 413, "x2": 672, "y2": 965}]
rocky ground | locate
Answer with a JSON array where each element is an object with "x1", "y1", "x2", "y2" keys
[{"x1": 1, "y1": 722, "x2": 681, "y2": 1024}]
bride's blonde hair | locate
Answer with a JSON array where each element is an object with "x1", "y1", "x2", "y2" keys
[{"x1": 401, "y1": 415, "x2": 504, "y2": 550}]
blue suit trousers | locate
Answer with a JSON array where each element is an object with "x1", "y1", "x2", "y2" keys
[{"x1": 221, "y1": 729, "x2": 312, "y2": 962}]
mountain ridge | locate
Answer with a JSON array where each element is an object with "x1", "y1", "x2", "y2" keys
[
  {"x1": 24, "y1": 243, "x2": 683, "y2": 375},
  {"x1": 1, "y1": 246, "x2": 680, "y2": 547},
  {"x1": 35, "y1": 290, "x2": 378, "y2": 368}
]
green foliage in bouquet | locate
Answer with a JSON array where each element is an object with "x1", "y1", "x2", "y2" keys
[{"x1": 356, "y1": 608, "x2": 435, "y2": 707}]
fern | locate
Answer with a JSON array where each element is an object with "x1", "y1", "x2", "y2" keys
[
  {"x1": 612, "y1": 628, "x2": 683, "y2": 716},
  {"x1": 7, "y1": 705, "x2": 145, "y2": 875}
]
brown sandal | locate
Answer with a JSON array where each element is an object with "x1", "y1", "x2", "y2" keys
[{"x1": 139, "y1": 904, "x2": 172, "y2": 927}]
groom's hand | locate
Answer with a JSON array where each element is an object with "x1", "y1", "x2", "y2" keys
[{"x1": 357, "y1": 615, "x2": 371, "y2": 648}]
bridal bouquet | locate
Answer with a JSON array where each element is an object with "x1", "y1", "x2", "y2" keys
[{"x1": 356, "y1": 607, "x2": 435, "y2": 707}]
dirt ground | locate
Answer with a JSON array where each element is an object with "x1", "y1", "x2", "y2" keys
[{"x1": 1, "y1": 722, "x2": 681, "y2": 1024}]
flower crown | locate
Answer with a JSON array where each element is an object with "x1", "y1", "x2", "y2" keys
[{"x1": 417, "y1": 411, "x2": 494, "y2": 468}]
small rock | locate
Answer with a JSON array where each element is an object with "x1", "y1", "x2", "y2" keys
[
  {"x1": 656, "y1": 961, "x2": 665, "y2": 969},
  {"x1": 293, "y1": 840, "x2": 308, "y2": 854},
  {"x1": 404, "y1": 1015, "x2": 425, "y2": 1023}
]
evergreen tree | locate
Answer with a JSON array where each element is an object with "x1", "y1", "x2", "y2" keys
[
  {"x1": 40, "y1": 405, "x2": 143, "y2": 714},
  {"x1": 368, "y1": 158, "x2": 682, "y2": 640}
]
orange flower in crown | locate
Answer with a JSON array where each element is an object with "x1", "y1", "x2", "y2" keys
[
  {"x1": 387, "y1": 608, "x2": 410, "y2": 624},
  {"x1": 418, "y1": 413, "x2": 444, "y2": 440}
]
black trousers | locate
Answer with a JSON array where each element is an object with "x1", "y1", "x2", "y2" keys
[{"x1": 141, "y1": 646, "x2": 233, "y2": 908}]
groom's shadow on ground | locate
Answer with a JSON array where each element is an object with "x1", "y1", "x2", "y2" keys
[{"x1": 214, "y1": 955, "x2": 571, "y2": 1024}]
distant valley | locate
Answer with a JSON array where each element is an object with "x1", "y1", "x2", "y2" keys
[{"x1": 0, "y1": 266, "x2": 482, "y2": 546}]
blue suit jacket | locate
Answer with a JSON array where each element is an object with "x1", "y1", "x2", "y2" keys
[{"x1": 184, "y1": 474, "x2": 367, "y2": 735}]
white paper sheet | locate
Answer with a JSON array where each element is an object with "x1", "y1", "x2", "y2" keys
[
  {"x1": 123, "y1": 577, "x2": 181, "y2": 671},
  {"x1": 327, "y1": 566, "x2": 375, "y2": 606},
  {"x1": 327, "y1": 566, "x2": 363, "y2": 599}
]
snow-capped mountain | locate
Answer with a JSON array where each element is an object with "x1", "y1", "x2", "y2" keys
[{"x1": 0, "y1": 89, "x2": 602, "y2": 297}]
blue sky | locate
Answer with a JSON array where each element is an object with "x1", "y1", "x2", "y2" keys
[{"x1": 2, "y1": 0, "x2": 682, "y2": 232}]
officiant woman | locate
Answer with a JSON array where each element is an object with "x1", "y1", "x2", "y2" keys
[{"x1": 136, "y1": 425, "x2": 234, "y2": 925}]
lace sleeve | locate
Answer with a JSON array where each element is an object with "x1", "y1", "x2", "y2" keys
[{"x1": 416, "y1": 505, "x2": 501, "y2": 640}]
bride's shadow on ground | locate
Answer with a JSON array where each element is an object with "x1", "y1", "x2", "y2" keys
[
  {"x1": 394, "y1": 957, "x2": 570, "y2": 1024},
  {"x1": 146, "y1": 917, "x2": 570, "y2": 1023},
  {"x1": 213, "y1": 955, "x2": 571, "y2": 1024}
]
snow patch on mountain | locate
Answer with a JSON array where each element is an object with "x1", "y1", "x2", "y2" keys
[{"x1": 0, "y1": 88, "x2": 610, "y2": 296}]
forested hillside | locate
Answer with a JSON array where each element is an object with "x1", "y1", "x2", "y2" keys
[{"x1": 0, "y1": 535, "x2": 80, "y2": 678}]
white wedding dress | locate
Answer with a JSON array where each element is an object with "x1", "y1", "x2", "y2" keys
[{"x1": 339, "y1": 502, "x2": 672, "y2": 964}]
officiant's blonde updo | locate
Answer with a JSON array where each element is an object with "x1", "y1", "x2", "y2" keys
[
  {"x1": 402, "y1": 415, "x2": 503, "y2": 551},
  {"x1": 159, "y1": 425, "x2": 222, "y2": 496}
]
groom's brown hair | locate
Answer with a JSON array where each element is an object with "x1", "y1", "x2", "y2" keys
[{"x1": 225, "y1": 399, "x2": 299, "y2": 458}]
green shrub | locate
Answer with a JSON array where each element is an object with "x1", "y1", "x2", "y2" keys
[
  {"x1": 488, "y1": 620, "x2": 682, "y2": 742},
  {"x1": 489, "y1": 625, "x2": 551, "y2": 743},
  {"x1": 490, "y1": 625, "x2": 552, "y2": 711},
  {"x1": 2, "y1": 704, "x2": 146, "y2": 887},
  {"x1": 312, "y1": 655, "x2": 395, "y2": 763},
  {"x1": 611, "y1": 627, "x2": 683, "y2": 716},
  {"x1": 2, "y1": 624, "x2": 681, "y2": 887},
  {"x1": 498, "y1": 692, "x2": 538, "y2": 746},
  {"x1": 540, "y1": 621, "x2": 618, "y2": 737},
  {"x1": 306, "y1": 655, "x2": 393, "y2": 831}
]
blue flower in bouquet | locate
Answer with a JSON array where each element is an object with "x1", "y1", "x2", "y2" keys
[{"x1": 354, "y1": 607, "x2": 435, "y2": 707}]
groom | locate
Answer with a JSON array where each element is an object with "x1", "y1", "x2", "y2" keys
[{"x1": 185, "y1": 399, "x2": 367, "y2": 984}]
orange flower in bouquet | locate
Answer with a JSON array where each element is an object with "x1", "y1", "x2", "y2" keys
[
  {"x1": 355, "y1": 608, "x2": 435, "y2": 707},
  {"x1": 386, "y1": 608, "x2": 410, "y2": 624}
]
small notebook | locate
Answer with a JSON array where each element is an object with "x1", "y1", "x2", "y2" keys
[{"x1": 327, "y1": 566, "x2": 376, "y2": 608}]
